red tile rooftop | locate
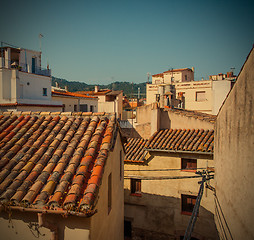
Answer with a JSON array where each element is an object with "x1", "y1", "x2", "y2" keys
[
  {"x1": 52, "y1": 90, "x2": 98, "y2": 99},
  {"x1": 0, "y1": 111, "x2": 117, "y2": 217},
  {"x1": 124, "y1": 129, "x2": 214, "y2": 164}
]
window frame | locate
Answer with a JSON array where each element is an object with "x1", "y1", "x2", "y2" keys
[
  {"x1": 181, "y1": 158, "x2": 197, "y2": 172},
  {"x1": 195, "y1": 91, "x2": 206, "y2": 102},
  {"x1": 42, "y1": 88, "x2": 47, "y2": 96},
  {"x1": 130, "y1": 178, "x2": 141, "y2": 197},
  {"x1": 181, "y1": 194, "x2": 197, "y2": 216}
]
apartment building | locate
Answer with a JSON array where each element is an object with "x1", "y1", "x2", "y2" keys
[{"x1": 0, "y1": 46, "x2": 62, "y2": 111}]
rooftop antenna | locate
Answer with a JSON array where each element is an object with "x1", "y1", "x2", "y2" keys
[
  {"x1": 39, "y1": 34, "x2": 44, "y2": 52},
  {"x1": 230, "y1": 67, "x2": 235, "y2": 75},
  {"x1": 147, "y1": 72, "x2": 150, "y2": 83}
]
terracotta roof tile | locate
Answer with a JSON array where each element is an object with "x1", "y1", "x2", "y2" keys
[
  {"x1": 146, "y1": 129, "x2": 214, "y2": 153},
  {"x1": 0, "y1": 112, "x2": 117, "y2": 216}
]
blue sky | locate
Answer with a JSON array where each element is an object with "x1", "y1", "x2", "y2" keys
[{"x1": 0, "y1": 0, "x2": 253, "y2": 84}]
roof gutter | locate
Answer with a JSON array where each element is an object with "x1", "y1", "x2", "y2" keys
[
  {"x1": 0, "y1": 205, "x2": 96, "y2": 218},
  {"x1": 144, "y1": 148, "x2": 213, "y2": 156}
]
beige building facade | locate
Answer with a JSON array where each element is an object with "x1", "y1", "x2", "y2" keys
[
  {"x1": 124, "y1": 130, "x2": 218, "y2": 240},
  {"x1": 147, "y1": 68, "x2": 234, "y2": 115},
  {"x1": 214, "y1": 47, "x2": 254, "y2": 239}
]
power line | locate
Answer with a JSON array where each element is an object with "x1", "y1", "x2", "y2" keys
[{"x1": 124, "y1": 167, "x2": 209, "y2": 172}]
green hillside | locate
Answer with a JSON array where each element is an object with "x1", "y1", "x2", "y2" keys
[{"x1": 52, "y1": 77, "x2": 146, "y2": 98}]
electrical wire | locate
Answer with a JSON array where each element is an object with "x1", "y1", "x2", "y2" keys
[{"x1": 125, "y1": 167, "x2": 208, "y2": 172}]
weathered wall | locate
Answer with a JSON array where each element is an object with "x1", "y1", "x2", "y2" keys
[
  {"x1": 124, "y1": 152, "x2": 217, "y2": 239},
  {"x1": 215, "y1": 48, "x2": 254, "y2": 240},
  {"x1": 90, "y1": 132, "x2": 124, "y2": 240},
  {"x1": 161, "y1": 109, "x2": 214, "y2": 130},
  {"x1": 0, "y1": 210, "x2": 90, "y2": 240}
]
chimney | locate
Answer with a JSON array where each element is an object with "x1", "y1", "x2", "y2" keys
[
  {"x1": 55, "y1": 82, "x2": 59, "y2": 88},
  {"x1": 65, "y1": 86, "x2": 68, "y2": 91},
  {"x1": 95, "y1": 85, "x2": 99, "y2": 93},
  {"x1": 191, "y1": 67, "x2": 194, "y2": 73}
]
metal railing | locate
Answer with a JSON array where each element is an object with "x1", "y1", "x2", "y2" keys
[{"x1": 0, "y1": 58, "x2": 51, "y2": 77}]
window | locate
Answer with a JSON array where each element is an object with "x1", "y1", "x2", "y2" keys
[
  {"x1": 130, "y1": 179, "x2": 141, "y2": 196},
  {"x1": 90, "y1": 105, "x2": 94, "y2": 112},
  {"x1": 195, "y1": 91, "x2": 206, "y2": 102},
  {"x1": 181, "y1": 194, "x2": 197, "y2": 215},
  {"x1": 124, "y1": 220, "x2": 132, "y2": 239},
  {"x1": 185, "y1": 75, "x2": 187, "y2": 81},
  {"x1": 181, "y1": 158, "x2": 197, "y2": 172},
  {"x1": 80, "y1": 104, "x2": 88, "y2": 112},
  {"x1": 62, "y1": 104, "x2": 65, "y2": 112},
  {"x1": 74, "y1": 104, "x2": 77, "y2": 112},
  {"x1": 108, "y1": 173, "x2": 112, "y2": 214},
  {"x1": 43, "y1": 88, "x2": 47, "y2": 96},
  {"x1": 120, "y1": 150, "x2": 122, "y2": 180}
]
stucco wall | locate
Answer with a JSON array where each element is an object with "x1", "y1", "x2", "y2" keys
[
  {"x1": 52, "y1": 96, "x2": 79, "y2": 112},
  {"x1": 90, "y1": 132, "x2": 124, "y2": 240},
  {"x1": 214, "y1": 48, "x2": 254, "y2": 240},
  {"x1": 0, "y1": 210, "x2": 90, "y2": 240},
  {"x1": 212, "y1": 80, "x2": 231, "y2": 115},
  {"x1": 161, "y1": 109, "x2": 214, "y2": 130},
  {"x1": 124, "y1": 152, "x2": 217, "y2": 239}
]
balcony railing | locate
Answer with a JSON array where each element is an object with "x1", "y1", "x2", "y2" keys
[{"x1": 0, "y1": 58, "x2": 51, "y2": 77}]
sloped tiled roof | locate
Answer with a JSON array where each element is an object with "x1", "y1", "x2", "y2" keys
[
  {"x1": 146, "y1": 129, "x2": 214, "y2": 153},
  {"x1": 52, "y1": 90, "x2": 98, "y2": 99},
  {"x1": 75, "y1": 90, "x2": 111, "y2": 96},
  {"x1": 0, "y1": 112, "x2": 117, "y2": 217},
  {"x1": 124, "y1": 129, "x2": 214, "y2": 163},
  {"x1": 124, "y1": 138, "x2": 148, "y2": 163}
]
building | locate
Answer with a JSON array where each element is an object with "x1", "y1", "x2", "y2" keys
[
  {"x1": 76, "y1": 86, "x2": 123, "y2": 119},
  {"x1": 52, "y1": 84, "x2": 98, "y2": 112},
  {"x1": 147, "y1": 67, "x2": 235, "y2": 114},
  {"x1": 214, "y1": 47, "x2": 254, "y2": 239},
  {"x1": 0, "y1": 111, "x2": 124, "y2": 240},
  {"x1": 126, "y1": 102, "x2": 215, "y2": 139},
  {"x1": 124, "y1": 129, "x2": 218, "y2": 240},
  {"x1": 0, "y1": 46, "x2": 62, "y2": 112}
]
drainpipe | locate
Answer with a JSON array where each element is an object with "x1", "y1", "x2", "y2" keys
[{"x1": 38, "y1": 213, "x2": 58, "y2": 240}]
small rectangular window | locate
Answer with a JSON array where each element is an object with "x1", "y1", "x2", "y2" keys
[
  {"x1": 195, "y1": 91, "x2": 206, "y2": 101},
  {"x1": 181, "y1": 158, "x2": 197, "y2": 172},
  {"x1": 80, "y1": 104, "x2": 88, "y2": 112},
  {"x1": 124, "y1": 220, "x2": 132, "y2": 238},
  {"x1": 108, "y1": 173, "x2": 112, "y2": 214},
  {"x1": 62, "y1": 104, "x2": 65, "y2": 112},
  {"x1": 43, "y1": 88, "x2": 47, "y2": 96},
  {"x1": 130, "y1": 179, "x2": 141, "y2": 196},
  {"x1": 74, "y1": 104, "x2": 77, "y2": 112},
  {"x1": 90, "y1": 105, "x2": 94, "y2": 112},
  {"x1": 181, "y1": 194, "x2": 197, "y2": 215}
]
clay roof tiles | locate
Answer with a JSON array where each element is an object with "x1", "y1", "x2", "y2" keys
[
  {"x1": 124, "y1": 129, "x2": 214, "y2": 163},
  {"x1": 0, "y1": 111, "x2": 117, "y2": 217}
]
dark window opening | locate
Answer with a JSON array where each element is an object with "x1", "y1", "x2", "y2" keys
[
  {"x1": 90, "y1": 105, "x2": 94, "y2": 112},
  {"x1": 124, "y1": 220, "x2": 132, "y2": 239},
  {"x1": 80, "y1": 104, "x2": 88, "y2": 112},
  {"x1": 74, "y1": 104, "x2": 77, "y2": 112},
  {"x1": 181, "y1": 158, "x2": 197, "y2": 171},
  {"x1": 43, "y1": 88, "x2": 47, "y2": 96},
  {"x1": 62, "y1": 104, "x2": 65, "y2": 112},
  {"x1": 181, "y1": 194, "x2": 197, "y2": 215},
  {"x1": 131, "y1": 179, "x2": 141, "y2": 196}
]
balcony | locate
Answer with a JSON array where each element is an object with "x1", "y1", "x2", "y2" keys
[{"x1": 0, "y1": 58, "x2": 51, "y2": 77}]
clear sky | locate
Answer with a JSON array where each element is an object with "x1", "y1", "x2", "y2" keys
[{"x1": 0, "y1": 0, "x2": 253, "y2": 84}]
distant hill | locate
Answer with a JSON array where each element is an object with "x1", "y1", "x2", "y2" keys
[{"x1": 52, "y1": 77, "x2": 146, "y2": 98}]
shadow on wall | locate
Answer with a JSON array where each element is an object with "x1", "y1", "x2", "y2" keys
[
  {"x1": 159, "y1": 108, "x2": 171, "y2": 130},
  {"x1": 0, "y1": 210, "x2": 90, "y2": 240},
  {"x1": 124, "y1": 189, "x2": 219, "y2": 240},
  {"x1": 121, "y1": 128, "x2": 141, "y2": 139}
]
